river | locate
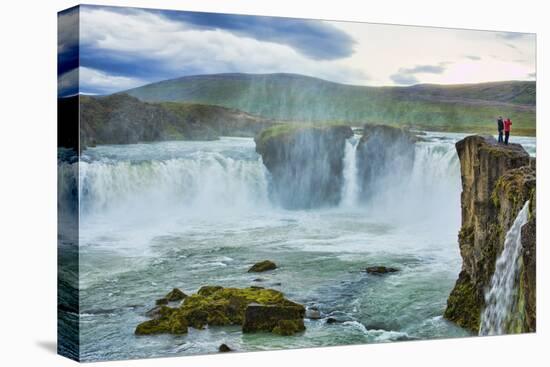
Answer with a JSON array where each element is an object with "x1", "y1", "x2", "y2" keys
[{"x1": 59, "y1": 131, "x2": 535, "y2": 361}]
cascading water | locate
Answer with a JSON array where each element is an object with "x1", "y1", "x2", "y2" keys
[
  {"x1": 351, "y1": 135, "x2": 461, "y2": 225},
  {"x1": 341, "y1": 135, "x2": 360, "y2": 208},
  {"x1": 479, "y1": 201, "x2": 530, "y2": 336},
  {"x1": 78, "y1": 140, "x2": 270, "y2": 220}
]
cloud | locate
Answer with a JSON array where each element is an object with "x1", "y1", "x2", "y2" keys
[
  {"x1": 390, "y1": 73, "x2": 419, "y2": 85},
  {"x1": 151, "y1": 9, "x2": 356, "y2": 61},
  {"x1": 527, "y1": 72, "x2": 536, "y2": 79},
  {"x1": 58, "y1": 69, "x2": 78, "y2": 97},
  {"x1": 79, "y1": 67, "x2": 147, "y2": 95},
  {"x1": 497, "y1": 32, "x2": 530, "y2": 40},
  {"x1": 76, "y1": 5, "x2": 367, "y2": 94},
  {"x1": 58, "y1": 7, "x2": 79, "y2": 92},
  {"x1": 390, "y1": 63, "x2": 447, "y2": 85},
  {"x1": 465, "y1": 55, "x2": 481, "y2": 61}
]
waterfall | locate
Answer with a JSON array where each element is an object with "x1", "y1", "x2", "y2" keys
[
  {"x1": 357, "y1": 139, "x2": 461, "y2": 226},
  {"x1": 479, "y1": 201, "x2": 530, "y2": 335},
  {"x1": 341, "y1": 136, "x2": 360, "y2": 207},
  {"x1": 78, "y1": 151, "x2": 270, "y2": 218}
]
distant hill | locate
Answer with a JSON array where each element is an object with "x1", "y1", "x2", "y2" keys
[
  {"x1": 79, "y1": 94, "x2": 273, "y2": 149},
  {"x1": 123, "y1": 73, "x2": 536, "y2": 135}
]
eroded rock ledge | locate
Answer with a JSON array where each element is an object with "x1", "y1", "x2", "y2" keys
[
  {"x1": 444, "y1": 135, "x2": 535, "y2": 333},
  {"x1": 255, "y1": 124, "x2": 353, "y2": 209},
  {"x1": 355, "y1": 124, "x2": 416, "y2": 201}
]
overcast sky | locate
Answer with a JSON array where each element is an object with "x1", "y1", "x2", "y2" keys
[{"x1": 58, "y1": 5, "x2": 536, "y2": 96}]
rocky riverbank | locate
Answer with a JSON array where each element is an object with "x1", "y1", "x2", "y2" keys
[{"x1": 444, "y1": 135, "x2": 536, "y2": 333}]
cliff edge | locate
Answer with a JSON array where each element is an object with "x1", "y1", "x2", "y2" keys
[{"x1": 444, "y1": 135, "x2": 535, "y2": 333}]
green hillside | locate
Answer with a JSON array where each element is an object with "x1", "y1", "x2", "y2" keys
[{"x1": 123, "y1": 73, "x2": 536, "y2": 135}]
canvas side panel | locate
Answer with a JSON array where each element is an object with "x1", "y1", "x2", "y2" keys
[{"x1": 57, "y1": 5, "x2": 80, "y2": 362}]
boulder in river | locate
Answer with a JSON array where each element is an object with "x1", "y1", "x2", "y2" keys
[
  {"x1": 248, "y1": 260, "x2": 277, "y2": 273},
  {"x1": 365, "y1": 266, "x2": 399, "y2": 274},
  {"x1": 135, "y1": 286, "x2": 305, "y2": 336},
  {"x1": 218, "y1": 343, "x2": 232, "y2": 352}
]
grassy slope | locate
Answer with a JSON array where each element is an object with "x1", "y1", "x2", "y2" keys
[{"x1": 124, "y1": 73, "x2": 536, "y2": 136}]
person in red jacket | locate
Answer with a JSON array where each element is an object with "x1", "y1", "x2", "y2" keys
[{"x1": 504, "y1": 118, "x2": 512, "y2": 145}]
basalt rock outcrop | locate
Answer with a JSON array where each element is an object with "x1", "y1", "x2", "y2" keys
[
  {"x1": 135, "y1": 286, "x2": 305, "y2": 336},
  {"x1": 444, "y1": 135, "x2": 535, "y2": 333},
  {"x1": 255, "y1": 124, "x2": 353, "y2": 209},
  {"x1": 355, "y1": 124, "x2": 417, "y2": 201}
]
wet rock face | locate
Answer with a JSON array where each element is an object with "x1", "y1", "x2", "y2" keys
[
  {"x1": 355, "y1": 125, "x2": 416, "y2": 201},
  {"x1": 444, "y1": 135, "x2": 535, "y2": 333},
  {"x1": 255, "y1": 124, "x2": 353, "y2": 209},
  {"x1": 514, "y1": 188, "x2": 536, "y2": 333},
  {"x1": 135, "y1": 286, "x2": 305, "y2": 336}
]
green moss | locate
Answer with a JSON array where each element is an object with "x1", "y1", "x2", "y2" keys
[
  {"x1": 136, "y1": 286, "x2": 305, "y2": 336},
  {"x1": 165, "y1": 288, "x2": 187, "y2": 302},
  {"x1": 444, "y1": 271, "x2": 481, "y2": 333},
  {"x1": 255, "y1": 122, "x2": 348, "y2": 147},
  {"x1": 272, "y1": 319, "x2": 306, "y2": 336},
  {"x1": 135, "y1": 307, "x2": 188, "y2": 335}
]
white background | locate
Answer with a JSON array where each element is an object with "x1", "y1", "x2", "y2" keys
[{"x1": 0, "y1": 0, "x2": 547, "y2": 365}]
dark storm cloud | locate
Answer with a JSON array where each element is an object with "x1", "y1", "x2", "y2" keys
[
  {"x1": 154, "y1": 9, "x2": 356, "y2": 61},
  {"x1": 389, "y1": 63, "x2": 447, "y2": 85},
  {"x1": 58, "y1": 7, "x2": 79, "y2": 97},
  {"x1": 71, "y1": 5, "x2": 362, "y2": 95}
]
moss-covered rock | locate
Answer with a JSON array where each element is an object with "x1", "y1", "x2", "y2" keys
[
  {"x1": 154, "y1": 288, "x2": 187, "y2": 305},
  {"x1": 444, "y1": 135, "x2": 535, "y2": 334},
  {"x1": 135, "y1": 286, "x2": 305, "y2": 336},
  {"x1": 255, "y1": 123, "x2": 353, "y2": 209},
  {"x1": 135, "y1": 306, "x2": 188, "y2": 335},
  {"x1": 165, "y1": 288, "x2": 187, "y2": 302},
  {"x1": 517, "y1": 187, "x2": 536, "y2": 332},
  {"x1": 248, "y1": 260, "x2": 277, "y2": 273},
  {"x1": 443, "y1": 270, "x2": 481, "y2": 331}
]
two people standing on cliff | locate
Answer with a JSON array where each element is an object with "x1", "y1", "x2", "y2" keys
[{"x1": 497, "y1": 116, "x2": 512, "y2": 144}]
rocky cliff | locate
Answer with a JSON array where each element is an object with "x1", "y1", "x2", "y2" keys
[
  {"x1": 355, "y1": 124, "x2": 416, "y2": 201},
  {"x1": 444, "y1": 135, "x2": 536, "y2": 333},
  {"x1": 255, "y1": 124, "x2": 353, "y2": 209},
  {"x1": 79, "y1": 94, "x2": 273, "y2": 149}
]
